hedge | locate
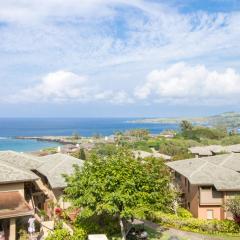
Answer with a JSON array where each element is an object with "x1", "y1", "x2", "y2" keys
[{"x1": 149, "y1": 211, "x2": 240, "y2": 235}]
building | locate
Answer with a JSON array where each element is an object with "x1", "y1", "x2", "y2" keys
[
  {"x1": 0, "y1": 151, "x2": 83, "y2": 240},
  {"x1": 189, "y1": 144, "x2": 240, "y2": 157},
  {"x1": 57, "y1": 144, "x2": 80, "y2": 154},
  {"x1": 0, "y1": 153, "x2": 39, "y2": 240},
  {"x1": 166, "y1": 153, "x2": 240, "y2": 220},
  {"x1": 34, "y1": 153, "x2": 84, "y2": 211},
  {"x1": 132, "y1": 150, "x2": 171, "y2": 160}
]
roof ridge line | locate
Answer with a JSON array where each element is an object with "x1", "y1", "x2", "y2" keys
[
  {"x1": 47, "y1": 154, "x2": 67, "y2": 174},
  {"x1": 189, "y1": 160, "x2": 208, "y2": 178},
  {"x1": 218, "y1": 153, "x2": 234, "y2": 166}
]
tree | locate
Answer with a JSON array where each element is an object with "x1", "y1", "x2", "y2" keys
[
  {"x1": 72, "y1": 148, "x2": 86, "y2": 160},
  {"x1": 72, "y1": 132, "x2": 81, "y2": 140},
  {"x1": 79, "y1": 148, "x2": 86, "y2": 160},
  {"x1": 226, "y1": 195, "x2": 240, "y2": 224},
  {"x1": 64, "y1": 149, "x2": 176, "y2": 239},
  {"x1": 94, "y1": 143, "x2": 117, "y2": 157},
  {"x1": 128, "y1": 129, "x2": 150, "y2": 140},
  {"x1": 180, "y1": 120, "x2": 193, "y2": 133}
]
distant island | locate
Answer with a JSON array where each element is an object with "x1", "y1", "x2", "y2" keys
[{"x1": 129, "y1": 112, "x2": 240, "y2": 128}]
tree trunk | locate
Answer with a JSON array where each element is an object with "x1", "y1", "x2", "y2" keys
[{"x1": 119, "y1": 217, "x2": 126, "y2": 240}]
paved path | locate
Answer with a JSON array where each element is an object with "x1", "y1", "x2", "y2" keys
[{"x1": 143, "y1": 220, "x2": 230, "y2": 240}]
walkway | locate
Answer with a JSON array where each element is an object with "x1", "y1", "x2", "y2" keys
[{"x1": 143, "y1": 220, "x2": 234, "y2": 240}]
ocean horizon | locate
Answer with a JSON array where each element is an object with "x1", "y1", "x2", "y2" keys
[{"x1": 0, "y1": 118, "x2": 178, "y2": 152}]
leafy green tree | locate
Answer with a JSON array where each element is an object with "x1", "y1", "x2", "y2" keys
[{"x1": 64, "y1": 149, "x2": 176, "y2": 239}]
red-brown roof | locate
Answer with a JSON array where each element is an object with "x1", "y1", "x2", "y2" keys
[{"x1": 0, "y1": 191, "x2": 33, "y2": 219}]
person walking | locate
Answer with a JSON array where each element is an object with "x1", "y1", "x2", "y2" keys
[{"x1": 28, "y1": 216, "x2": 36, "y2": 239}]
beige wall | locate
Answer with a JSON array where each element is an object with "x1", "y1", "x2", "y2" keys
[
  {"x1": 174, "y1": 173, "x2": 225, "y2": 220},
  {"x1": 176, "y1": 175, "x2": 199, "y2": 217},
  {"x1": 0, "y1": 182, "x2": 24, "y2": 197},
  {"x1": 189, "y1": 185, "x2": 199, "y2": 218},
  {"x1": 198, "y1": 205, "x2": 224, "y2": 220}
]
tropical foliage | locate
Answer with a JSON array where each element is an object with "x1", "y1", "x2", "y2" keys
[{"x1": 64, "y1": 149, "x2": 176, "y2": 238}]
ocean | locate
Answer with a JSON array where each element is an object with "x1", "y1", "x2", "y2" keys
[{"x1": 0, "y1": 118, "x2": 178, "y2": 152}]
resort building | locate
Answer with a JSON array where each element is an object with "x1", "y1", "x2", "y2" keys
[
  {"x1": 166, "y1": 153, "x2": 240, "y2": 220},
  {"x1": 189, "y1": 144, "x2": 240, "y2": 157},
  {"x1": 34, "y1": 153, "x2": 84, "y2": 212},
  {"x1": 0, "y1": 151, "x2": 83, "y2": 240},
  {"x1": 0, "y1": 154, "x2": 39, "y2": 240}
]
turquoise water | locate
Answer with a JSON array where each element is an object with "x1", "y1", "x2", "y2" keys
[
  {"x1": 0, "y1": 118, "x2": 178, "y2": 152},
  {"x1": 0, "y1": 137, "x2": 60, "y2": 152}
]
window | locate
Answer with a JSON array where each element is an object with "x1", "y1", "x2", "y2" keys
[
  {"x1": 207, "y1": 209, "x2": 214, "y2": 220},
  {"x1": 175, "y1": 172, "x2": 181, "y2": 182},
  {"x1": 187, "y1": 202, "x2": 190, "y2": 209},
  {"x1": 188, "y1": 180, "x2": 190, "y2": 193},
  {"x1": 185, "y1": 177, "x2": 187, "y2": 186}
]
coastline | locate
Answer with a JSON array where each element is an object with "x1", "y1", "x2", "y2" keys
[{"x1": 15, "y1": 136, "x2": 75, "y2": 144}]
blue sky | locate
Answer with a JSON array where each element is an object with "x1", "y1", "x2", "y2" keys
[{"x1": 0, "y1": 0, "x2": 240, "y2": 117}]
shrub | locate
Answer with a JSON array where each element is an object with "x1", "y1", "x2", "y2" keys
[
  {"x1": 72, "y1": 228, "x2": 87, "y2": 240},
  {"x1": 150, "y1": 211, "x2": 240, "y2": 235},
  {"x1": 45, "y1": 227, "x2": 87, "y2": 240},
  {"x1": 157, "y1": 138, "x2": 198, "y2": 158},
  {"x1": 45, "y1": 229, "x2": 72, "y2": 240},
  {"x1": 18, "y1": 229, "x2": 29, "y2": 240},
  {"x1": 176, "y1": 208, "x2": 192, "y2": 218},
  {"x1": 221, "y1": 135, "x2": 240, "y2": 145},
  {"x1": 74, "y1": 214, "x2": 120, "y2": 236}
]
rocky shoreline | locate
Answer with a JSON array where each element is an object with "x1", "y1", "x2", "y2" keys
[{"x1": 15, "y1": 136, "x2": 75, "y2": 144}]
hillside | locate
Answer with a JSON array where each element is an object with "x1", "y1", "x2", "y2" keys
[{"x1": 131, "y1": 112, "x2": 240, "y2": 128}]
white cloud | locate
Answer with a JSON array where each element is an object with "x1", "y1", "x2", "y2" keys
[
  {"x1": 7, "y1": 71, "x2": 91, "y2": 103},
  {"x1": 134, "y1": 62, "x2": 240, "y2": 105},
  {"x1": 6, "y1": 70, "x2": 133, "y2": 104},
  {"x1": 95, "y1": 90, "x2": 134, "y2": 104}
]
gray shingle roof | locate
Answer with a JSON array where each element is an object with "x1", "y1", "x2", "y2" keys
[
  {"x1": 0, "y1": 151, "x2": 44, "y2": 171},
  {"x1": 37, "y1": 153, "x2": 84, "y2": 189},
  {"x1": 189, "y1": 144, "x2": 240, "y2": 156},
  {"x1": 166, "y1": 153, "x2": 240, "y2": 190},
  {"x1": 0, "y1": 160, "x2": 38, "y2": 184}
]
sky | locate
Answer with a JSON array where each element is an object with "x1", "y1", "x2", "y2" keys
[{"x1": 0, "y1": 0, "x2": 240, "y2": 117}]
